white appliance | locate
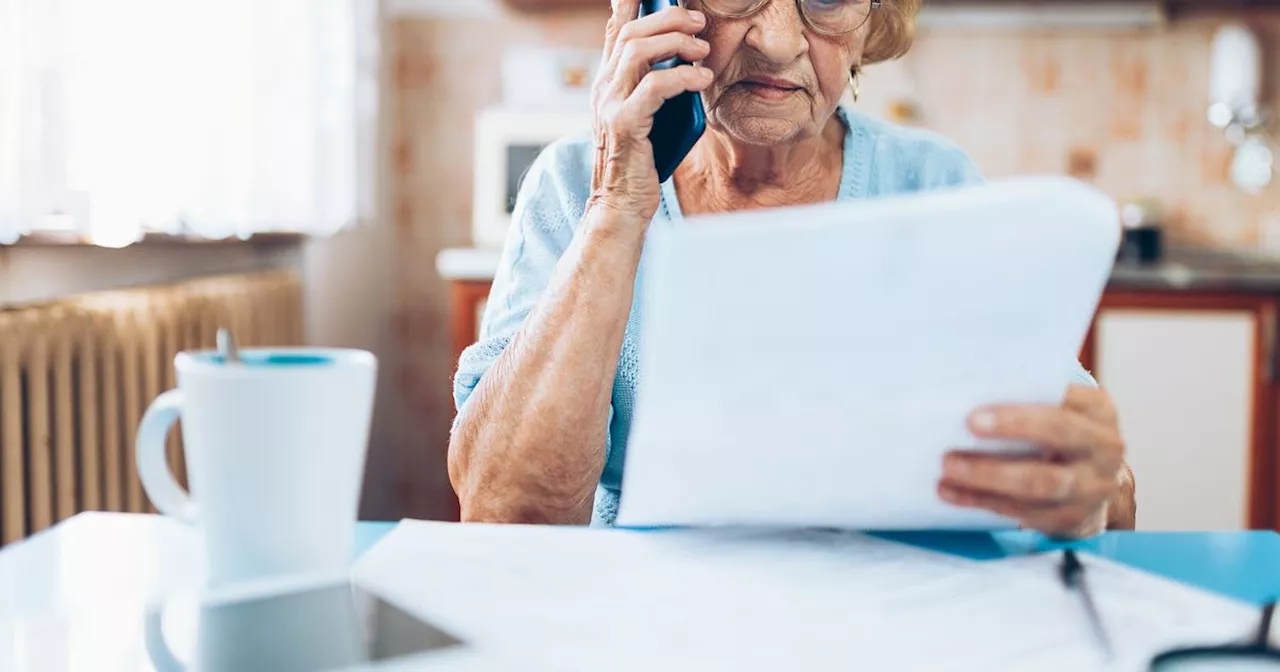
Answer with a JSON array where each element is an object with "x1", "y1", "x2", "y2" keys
[
  {"x1": 471, "y1": 107, "x2": 592, "y2": 248},
  {"x1": 1208, "y1": 24, "x2": 1272, "y2": 193},
  {"x1": 1209, "y1": 24, "x2": 1262, "y2": 127}
]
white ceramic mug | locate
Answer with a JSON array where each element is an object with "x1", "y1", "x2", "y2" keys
[{"x1": 136, "y1": 348, "x2": 377, "y2": 587}]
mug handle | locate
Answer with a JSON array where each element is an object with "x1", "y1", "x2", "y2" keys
[
  {"x1": 143, "y1": 607, "x2": 186, "y2": 672},
  {"x1": 136, "y1": 389, "x2": 198, "y2": 524}
]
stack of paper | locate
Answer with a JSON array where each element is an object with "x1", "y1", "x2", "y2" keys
[
  {"x1": 352, "y1": 521, "x2": 1258, "y2": 671},
  {"x1": 619, "y1": 176, "x2": 1119, "y2": 530}
]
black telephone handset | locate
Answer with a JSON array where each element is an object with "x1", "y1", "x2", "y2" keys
[{"x1": 638, "y1": 0, "x2": 707, "y2": 183}]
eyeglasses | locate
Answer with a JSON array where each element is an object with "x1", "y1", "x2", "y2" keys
[
  {"x1": 1150, "y1": 601, "x2": 1280, "y2": 670},
  {"x1": 699, "y1": 0, "x2": 880, "y2": 37},
  {"x1": 1055, "y1": 549, "x2": 1280, "y2": 671}
]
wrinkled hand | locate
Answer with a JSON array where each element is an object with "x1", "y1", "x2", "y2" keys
[
  {"x1": 588, "y1": 0, "x2": 713, "y2": 226},
  {"x1": 938, "y1": 385, "x2": 1129, "y2": 538}
]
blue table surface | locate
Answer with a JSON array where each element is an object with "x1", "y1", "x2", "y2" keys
[{"x1": 352, "y1": 522, "x2": 1280, "y2": 606}]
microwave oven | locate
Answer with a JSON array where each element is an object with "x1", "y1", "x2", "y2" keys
[{"x1": 471, "y1": 107, "x2": 593, "y2": 249}]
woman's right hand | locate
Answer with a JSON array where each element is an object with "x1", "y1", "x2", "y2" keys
[{"x1": 588, "y1": 0, "x2": 714, "y2": 228}]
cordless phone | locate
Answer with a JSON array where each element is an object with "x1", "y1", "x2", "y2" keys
[{"x1": 638, "y1": 0, "x2": 708, "y2": 183}]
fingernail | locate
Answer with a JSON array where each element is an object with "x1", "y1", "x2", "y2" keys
[
  {"x1": 695, "y1": 38, "x2": 710, "y2": 49},
  {"x1": 690, "y1": 10, "x2": 706, "y2": 25},
  {"x1": 970, "y1": 411, "x2": 997, "y2": 433},
  {"x1": 700, "y1": 66, "x2": 714, "y2": 80}
]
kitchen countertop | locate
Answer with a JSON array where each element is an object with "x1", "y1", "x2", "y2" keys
[
  {"x1": 437, "y1": 245, "x2": 1280, "y2": 295},
  {"x1": 1109, "y1": 246, "x2": 1280, "y2": 294},
  {"x1": 437, "y1": 247, "x2": 502, "y2": 282}
]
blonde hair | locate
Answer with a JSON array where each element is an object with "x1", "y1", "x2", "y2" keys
[{"x1": 861, "y1": 0, "x2": 922, "y2": 65}]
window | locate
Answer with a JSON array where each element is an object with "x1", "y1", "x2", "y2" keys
[{"x1": 0, "y1": 0, "x2": 379, "y2": 247}]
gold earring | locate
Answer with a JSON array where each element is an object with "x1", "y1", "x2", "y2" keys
[{"x1": 850, "y1": 69, "x2": 861, "y2": 103}]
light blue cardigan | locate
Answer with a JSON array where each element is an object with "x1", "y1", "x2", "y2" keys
[{"x1": 452, "y1": 105, "x2": 1096, "y2": 525}]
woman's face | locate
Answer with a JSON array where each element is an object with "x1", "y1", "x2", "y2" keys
[{"x1": 691, "y1": 0, "x2": 868, "y2": 146}]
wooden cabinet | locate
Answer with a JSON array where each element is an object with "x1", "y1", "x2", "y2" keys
[
  {"x1": 450, "y1": 281, "x2": 493, "y2": 363},
  {"x1": 1082, "y1": 293, "x2": 1276, "y2": 531}
]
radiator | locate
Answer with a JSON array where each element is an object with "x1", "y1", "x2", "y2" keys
[{"x1": 0, "y1": 272, "x2": 303, "y2": 545}]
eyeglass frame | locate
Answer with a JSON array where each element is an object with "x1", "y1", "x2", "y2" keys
[
  {"x1": 695, "y1": 0, "x2": 882, "y2": 37},
  {"x1": 1149, "y1": 600, "x2": 1280, "y2": 669}
]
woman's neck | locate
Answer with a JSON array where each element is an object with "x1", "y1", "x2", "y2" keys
[{"x1": 674, "y1": 114, "x2": 846, "y2": 217}]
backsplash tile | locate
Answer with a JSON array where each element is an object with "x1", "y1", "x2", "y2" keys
[
  {"x1": 857, "y1": 17, "x2": 1280, "y2": 247},
  {"x1": 389, "y1": 9, "x2": 608, "y2": 517}
]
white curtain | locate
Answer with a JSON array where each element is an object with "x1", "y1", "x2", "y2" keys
[{"x1": 0, "y1": 0, "x2": 379, "y2": 247}]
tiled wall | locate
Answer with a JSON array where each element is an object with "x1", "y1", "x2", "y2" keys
[
  {"x1": 390, "y1": 7, "x2": 1280, "y2": 519},
  {"x1": 860, "y1": 16, "x2": 1280, "y2": 248},
  {"x1": 390, "y1": 8, "x2": 609, "y2": 519}
]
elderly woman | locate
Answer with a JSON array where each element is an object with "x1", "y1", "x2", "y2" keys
[{"x1": 449, "y1": 0, "x2": 1136, "y2": 537}]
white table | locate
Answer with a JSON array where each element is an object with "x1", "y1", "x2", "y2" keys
[
  {"x1": 0, "y1": 513, "x2": 204, "y2": 623},
  {"x1": 0, "y1": 513, "x2": 512, "y2": 671}
]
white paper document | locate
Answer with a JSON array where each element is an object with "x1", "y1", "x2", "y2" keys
[
  {"x1": 617, "y1": 176, "x2": 1120, "y2": 530},
  {"x1": 352, "y1": 521, "x2": 1259, "y2": 672}
]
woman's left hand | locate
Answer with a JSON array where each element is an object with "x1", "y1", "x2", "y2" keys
[{"x1": 938, "y1": 385, "x2": 1128, "y2": 538}]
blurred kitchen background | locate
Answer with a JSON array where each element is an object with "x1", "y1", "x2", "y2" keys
[{"x1": 3, "y1": 0, "x2": 1280, "y2": 545}]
